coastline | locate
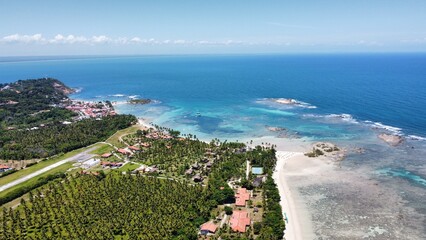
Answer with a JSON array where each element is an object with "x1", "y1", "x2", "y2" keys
[
  {"x1": 131, "y1": 119, "x2": 426, "y2": 239},
  {"x1": 273, "y1": 151, "x2": 311, "y2": 240},
  {"x1": 248, "y1": 136, "x2": 316, "y2": 239}
]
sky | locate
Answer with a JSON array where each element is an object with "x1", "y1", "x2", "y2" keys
[{"x1": 1, "y1": 0, "x2": 426, "y2": 56}]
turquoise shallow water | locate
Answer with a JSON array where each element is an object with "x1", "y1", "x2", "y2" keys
[
  {"x1": 0, "y1": 54, "x2": 425, "y2": 180},
  {"x1": 1, "y1": 54, "x2": 425, "y2": 140}
]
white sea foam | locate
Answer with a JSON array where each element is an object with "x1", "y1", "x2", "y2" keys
[
  {"x1": 366, "y1": 121, "x2": 403, "y2": 135},
  {"x1": 302, "y1": 113, "x2": 359, "y2": 124},
  {"x1": 326, "y1": 114, "x2": 358, "y2": 123},
  {"x1": 111, "y1": 101, "x2": 127, "y2": 105},
  {"x1": 72, "y1": 87, "x2": 83, "y2": 93},
  {"x1": 108, "y1": 94, "x2": 126, "y2": 97},
  {"x1": 250, "y1": 107, "x2": 296, "y2": 116},
  {"x1": 407, "y1": 135, "x2": 426, "y2": 141},
  {"x1": 128, "y1": 95, "x2": 139, "y2": 99},
  {"x1": 256, "y1": 98, "x2": 317, "y2": 109}
]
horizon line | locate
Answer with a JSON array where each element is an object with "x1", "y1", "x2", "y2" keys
[{"x1": 1, "y1": 51, "x2": 426, "y2": 63}]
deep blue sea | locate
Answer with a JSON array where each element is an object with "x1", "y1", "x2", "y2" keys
[{"x1": 1, "y1": 54, "x2": 425, "y2": 237}]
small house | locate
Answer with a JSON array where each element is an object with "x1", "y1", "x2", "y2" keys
[
  {"x1": 230, "y1": 210, "x2": 250, "y2": 233},
  {"x1": 0, "y1": 164, "x2": 13, "y2": 172},
  {"x1": 128, "y1": 146, "x2": 140, "y2": 151},
  {"x1": 101, "y1": 153, "x2": 112, "y2": 158},
  {"x1": 200, "y1": 221, "x2": 217, "y2": 235},
  {"x1": 193, "y1": 174, "x2": 203, "y2": 182},
  {"x1": 117, "y1": 148, "x2": 131, "y2": 155},
  {"x1": 191, "y1": 163, "x2": 200, "y2": 170},
  {"x1": 252, "y1": 177, "x2": 264, "y2": 187},
  {"x1": 235, "y1": 188, "x2": 250, "y2": 207},
  {"x1": 185, "y1": 168, "x2": 194, "y2": 175}
]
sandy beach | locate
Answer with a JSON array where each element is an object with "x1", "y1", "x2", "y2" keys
[
  {"x1": 247, "y1": 137, "x2": 317, "y2": 239},
  {"x1": 137, "y1": 118, "x2": 154, "y2": 129},
  {"x1": 273, "y1": 151, "x2": 313, "y2": 240}
]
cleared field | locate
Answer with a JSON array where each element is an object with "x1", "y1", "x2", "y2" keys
[{"x1": 105, "y1": 124, "x2": 143, "y2": 147}]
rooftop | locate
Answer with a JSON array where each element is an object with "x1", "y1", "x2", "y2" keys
[
  {"x1": 200, "y1": 221, "x2": 217, "y2": 233},
  {"x1": 230, "y1": 210, "x2": 250, "y2": 233},
  {"x1": 235, "y1": 188, "x2": 250, "y2": 206}
]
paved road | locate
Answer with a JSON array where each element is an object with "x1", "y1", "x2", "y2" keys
[{"x1": 0, "y1": 147, "x2": 96, "y2": 192}]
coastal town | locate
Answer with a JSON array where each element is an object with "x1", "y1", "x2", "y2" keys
[{"x1": 63, "y1": 100, "x2": 116, "y2": 120}]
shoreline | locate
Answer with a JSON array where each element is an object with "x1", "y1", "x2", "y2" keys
[
  {"x1": 241, "y1": 136, "x2": 317, "y2": 240},
  {"x1": 136, "y1": 118, "x2": 317, "y2": 239},
  {"x1": 273, "y1": 151, "x2": 316, "y2": 240}
]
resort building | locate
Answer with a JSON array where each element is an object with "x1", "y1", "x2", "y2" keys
[
  {"x1": 235, "y1": 188, "x2": 250, "y2": 207},
  {"x1": 117, "y1": 148, "x2": 131, "y2": 155},
  {"x1": 101, "y1": 161, "x2": 123, "y2": 168},
  {"x1": 0, "y1": 164, "x2": 13, "y2": 172},
  {"x1": 101, "y1": 153, "x2": 112, "y2": 158},
  {"x1": 128, "y1": 145, "x2": 140, "y2": 151},
  {"x1": 200, "y1": 221, "x2": 217, "y2": 235},
  {"x1": 81, "y1": 159, "x2": 100, "y2": 169},
  {"x1": 229, "y1": 210, "x2": 250, "y2": 233}
]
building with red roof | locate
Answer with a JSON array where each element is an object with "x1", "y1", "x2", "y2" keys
[
  {"x1": 101, "y1": 153, "x2": 112, "y2": 158},
  {"x1": 117, "y1": 148, "x2": 130, "y2": 155},
  {"x1": 0, "y1": 164, "x2": 13, "y2": 172},
  {"x1": 128, "y1": 146, "x2": 140, "y2": 151},
  {"x1": 229, "y1": 210, "x2": 250, "y2": 233},
  {"x1": 235, "y1": 188, "x2": 250, "y2": 207},
  {"x1": 200, "y1": 221, "x2": 217, "y2": 235}
]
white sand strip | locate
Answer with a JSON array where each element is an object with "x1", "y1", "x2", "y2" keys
[{"x1": 273, "y1": 151, "x2": 315, "y2": 240}]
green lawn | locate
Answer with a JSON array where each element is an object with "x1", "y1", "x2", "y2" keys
[
  {"x1": 105, "y1": 124, "x2": 142, "y2": 148},
  {"x1": 118, "y1": 163, "x2": 140, "y2": 172},
  {"x1": 90, "y1": 143, "x2": 115, "y2": 155}
]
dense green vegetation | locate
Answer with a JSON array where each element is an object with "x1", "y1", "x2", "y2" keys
[
  {"x1": 0, "y1": 172, "x2": 66, "y2": 206},
  {"x1": 1, "y1": 173, "x2": 210, "y2": 239},
  {"x1": 258, "y1": 176, "x2": 286, "y2": 240},
  {"x1": 0, "y1": 78, "x2": 75, "y2": 128},
  {"x1": 0, "y1": 115, "x2": 137, "y2": 160},
  {"x1": 126, "y1": 132, "x2": 207, "y2": 174},
  {"x1": 0, "y1": 128, "x2": 286, "y2": 239}
]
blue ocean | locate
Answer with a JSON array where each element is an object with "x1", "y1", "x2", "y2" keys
[{"x1": 1, "y1": 54, "x2": 426, "y2": 237}]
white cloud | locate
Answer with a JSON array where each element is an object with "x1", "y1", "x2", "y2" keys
[
  {"x1": 91, "y1": 35, "x2": 111, "y2": 44},
  {"x1": 0, "y1": 33, "x2": 264, "y2": 46},
  {"x1": 49, "y1": 34, "x2": 88, "y2": 44},
  {"x1": 130, "y1": 37, "x2": 142, "y2": 43},
  {"x1": 2, "y1": 34, "x2": 45, "y2": 43}
]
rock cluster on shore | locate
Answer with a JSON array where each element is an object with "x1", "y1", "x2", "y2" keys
[
  {"x1": 305, "y1": 142, "x2": 345, "y2": 160},
  {"x1": 378, "y1": 133, "x2": 403, "y2": 146},
  {"x1": 265, "y1": 126, "x2": 301, "y2": 139}
]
